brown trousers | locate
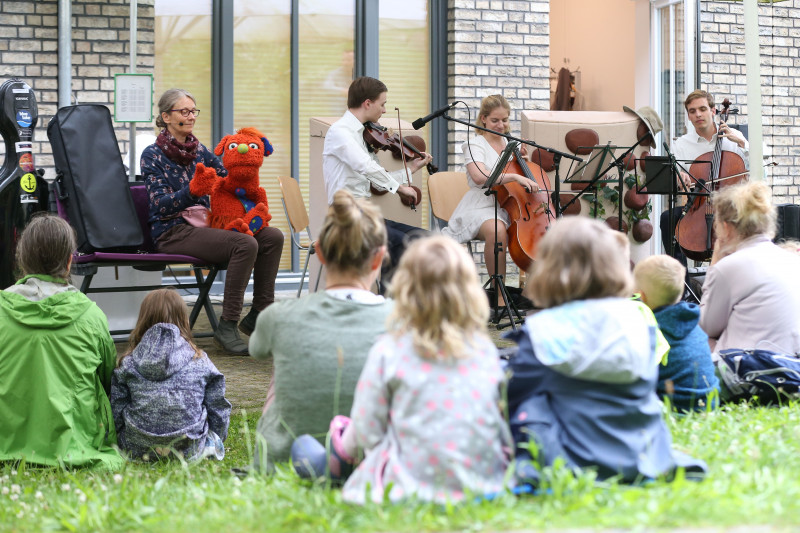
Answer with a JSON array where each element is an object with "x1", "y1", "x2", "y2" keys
[{"x1": 157, "y1": 224, "x2": 284, "y2": 321}]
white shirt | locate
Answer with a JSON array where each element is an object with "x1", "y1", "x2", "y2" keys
[
  {"x1": 322, "y1": 110, "x2": 411, "y2": 205},
  {"x1": 672, "y1": 126, "x2": 749, "y2": 172}
]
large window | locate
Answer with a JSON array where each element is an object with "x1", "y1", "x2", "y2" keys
[
  {"x1": 233, "y1": 1, "x2": 293, "y2": 270},
  {"x1": 154, "y1": 1, "x2": 213, "y2": 146},
  {"x1": 154, "y1": 0, "x2": 433, "y2": 272},
  {"x1": 653, "y1": 0, "x2": 694, "y2": 146},
  {"x1": 379, "y1": 0, "x2": 431, "y2": 229}
]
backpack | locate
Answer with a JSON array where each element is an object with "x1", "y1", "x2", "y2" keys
[{"x1": 717, "y1": 349, "x2": 800, "y2": 404}]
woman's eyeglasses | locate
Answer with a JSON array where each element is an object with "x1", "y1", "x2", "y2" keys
[{"x1": 170, "y1": 108, "x2": 200, "y2": 117}]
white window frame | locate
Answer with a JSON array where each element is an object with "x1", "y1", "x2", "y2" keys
[{"x1": 651, "y1": 0, "x2": 696, "y2": 151}]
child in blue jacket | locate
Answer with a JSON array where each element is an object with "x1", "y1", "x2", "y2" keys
[{"x1": 634, "y1": 254, "x2": 719, "y2": 412}]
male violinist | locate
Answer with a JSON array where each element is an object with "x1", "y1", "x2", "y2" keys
[
  {"x1": 661, "y1": 89, "x2": 749, "y2": 265},
  {"x1": 323, "y1": 76, "x2": 432, "y2": 282}
]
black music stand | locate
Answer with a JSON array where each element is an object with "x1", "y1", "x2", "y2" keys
[
  {"x1": 482, "y1": 140, "x2": 525, "y2": 331},
  {"x1": 561, "y1": 143, "x2": 615, "y2": 217},
  {"x1": 638, "y1": 147, "x2": 710, "y2": 303},
  {"x1": 646, "y1": 145, "x2": 713, "y2": 259},
  {"x1": 561, "y1": 140, "x2": 641, "y2": 231}
]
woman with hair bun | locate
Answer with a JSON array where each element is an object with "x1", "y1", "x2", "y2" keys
[
  {"x1": 700, "y1": 181, "x2": 800, "y2": 354},
  {"x1": 249, "y1": 189, "x2": 392, "y2": 472}
]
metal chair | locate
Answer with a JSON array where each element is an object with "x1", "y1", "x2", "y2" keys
[{"x1": 277, "y1": 176, "x2": 320, "y2": 297}]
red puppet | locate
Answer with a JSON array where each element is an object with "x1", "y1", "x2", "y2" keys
[{"x1": 190, "y1": 127, "x2": 274, "y2": 235}]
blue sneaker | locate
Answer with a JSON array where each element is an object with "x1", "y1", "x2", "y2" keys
[{"x1": 291, "y1": 434, "x2": 327, "y2": 480}]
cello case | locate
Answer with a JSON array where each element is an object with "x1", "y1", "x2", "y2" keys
[{"x1": 47, "y1": 105, "x2": 143, "y2": 253}]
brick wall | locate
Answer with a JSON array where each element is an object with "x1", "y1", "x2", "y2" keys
[
  {"x1": 447, "y1": 0, "x2": 551, "y2": 169},
  {"x1": 699, "y1": 0, "x2": 799, "y2": 204},
  {"x1": 446, "y1": 0, "x2": 550, "y2": 276},
  {"x1": 0, "y1": 0, "x2": 155, "y2": 179}
]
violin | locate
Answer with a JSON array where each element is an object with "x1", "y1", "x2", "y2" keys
[
  {"x1": 363, "y1": 121, "x2": 432, "y2": 209},
  {"x1": 493, "y1": 146, "x2": 555, "y2": 272},
  {"x1": 363, "y1": 121, "x2": 438, "y2": 174},
  {"x1": 675, "y1": 98, "x2": 748, "y2": 261}
]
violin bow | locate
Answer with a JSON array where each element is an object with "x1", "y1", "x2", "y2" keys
[{"x1": 394, "y1": 108, "x2": 416, "y2": 211}]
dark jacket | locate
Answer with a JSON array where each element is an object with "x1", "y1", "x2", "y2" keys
[
  {"x1": 654, "y1": 301, "x2": 719, "y2": 412},
  {"x1": 506, "y1": 298, "x2": 707, "y2": 484},
  {"x1": 111, "y1": 323, "x2": 231, "y2": 459},
  {"x1": 141, "y1": 142, "x2": 226, "y2": 241}
]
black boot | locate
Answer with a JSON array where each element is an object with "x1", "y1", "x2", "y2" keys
[
  {"x1": 238, "y1": 307, "x2": 260, "y2": 336},
  {"x1": 214, "y1": 319, "x2": 249, "y2": 355}
]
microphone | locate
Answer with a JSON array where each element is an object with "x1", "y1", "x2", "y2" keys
[
  {"x1": 412, "y1": 102, "x2": 456, "y2": 130},
  {"x1": 178, "y1": 122, "x2": 184, "y2": 126}
]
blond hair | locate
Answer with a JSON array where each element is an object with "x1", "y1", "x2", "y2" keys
[
  {"x1": 633, "y1": 255, "x2": 685, "y2": 309},
  {"x1": 525, "y1": 217, "x2": 632, "y2": 308},
  {"x1": 15, "y1": 213, "x2": 76, "y2": 280},
  {"x1": 388, "y1": 236, "x2": 489, "y2": 360},
  {"x1": 155, "y1": 88, "x2": 195, "y2": 129},
  {"x1": 476, "y1": 94, "x2": 511, "y2": 136},
  {"x1": 318, "y1": 190, "x2": 386, "y2": 276},
  {"x1": 713, "y1": 181, "x2": 776, "y2": 240},
  {"x1": 778, "y1": 239, "x2": 800, "y2": 254},
  {"x1": 120, "y1": 288, "x2": 202, "y2": 367}
]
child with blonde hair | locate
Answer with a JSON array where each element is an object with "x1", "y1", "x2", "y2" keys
[
  {"x1": 506, "y1": 217, "x2": 706, "y2": 485},
  {"x1": 292, "y1": 236, "x2": 512, "y2": 503},
  {"x1": 634, "y1": 255, "x2": 719, "y2": 412},
  {"x1": 111, "y1": 288, "x2": 231, "y2": 461}
]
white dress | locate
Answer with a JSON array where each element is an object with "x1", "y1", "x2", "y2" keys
[{"x1": 441, "y1": 135, "x2": 511, "y2": 243}]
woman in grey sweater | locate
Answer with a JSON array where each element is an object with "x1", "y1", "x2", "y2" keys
[{"x1": 249, "y1": 190, "x2": 392, "y2": 472}]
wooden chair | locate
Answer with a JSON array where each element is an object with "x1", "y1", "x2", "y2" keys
[
  {"x1": 427, "y1": 171, "x2": 470, "y2": 229},
  {"x1": 427, "y1": 171, "x2": 481, "y2": 257},
  {"x1": 277, "y1": 176, "x2": 320, "y2": 297}
]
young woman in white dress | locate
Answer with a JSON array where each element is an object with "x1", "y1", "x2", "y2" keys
[{"x1": 442, "y1": 94, "x2": 539, "y2": 311}]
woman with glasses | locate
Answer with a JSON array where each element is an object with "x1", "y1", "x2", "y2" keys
[{"x1": 141, "y1": 88, "x2": 284, "y2": 355}]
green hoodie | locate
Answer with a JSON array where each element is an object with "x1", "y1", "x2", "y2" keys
[{"x1": 0, "y1": 275, "x2": 123, "y2": 470}]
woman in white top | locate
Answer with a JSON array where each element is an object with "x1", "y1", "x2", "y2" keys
[
  {"x1": 442, "y1": 95, "x2": 539, "y2": 310},
  {"x1": 699, "y1": 181, "x2": 800, "y2": 355}
]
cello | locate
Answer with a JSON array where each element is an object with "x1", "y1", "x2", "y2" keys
[
  {"x1": 675, "y1": 99, "x2": 747, "y2": 261},
  {"x1": 493, "y1": 145, "x2": 555, "y2": 272}
]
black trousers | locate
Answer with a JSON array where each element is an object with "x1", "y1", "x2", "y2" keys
[
  {"x1": 384, "y1": 219, "x2": 428, "y2": 277},
  {"x1": 660, "y1": 207, "x2": 687, "y2": 267}
]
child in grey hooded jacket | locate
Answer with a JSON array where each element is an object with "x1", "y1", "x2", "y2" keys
[{"x1": 111, "y1": 288, "x2": 231, "y2": 461}]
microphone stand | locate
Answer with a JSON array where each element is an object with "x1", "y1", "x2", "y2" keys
[
  {"x1": 437, "y1": 112, "x2": 581, "y2": 329},
  {"x1": 481, "y1": 140, "x2": 524, "y2": 330},
  {"x1": 441, "y1": 111, "x2": 582, "y2": 218}
]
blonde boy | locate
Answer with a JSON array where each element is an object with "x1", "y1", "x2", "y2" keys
[{"x1": 634, "y1": 255, "x2": 719, "y2": 412}]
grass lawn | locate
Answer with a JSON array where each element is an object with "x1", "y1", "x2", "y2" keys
[{"x1": 3, "y1": 402, "x2": 800, "y2": 532}]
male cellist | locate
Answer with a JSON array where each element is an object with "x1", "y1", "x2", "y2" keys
[
  {"x1": 661, "y1": 89, "x2": 749, "y2": 265},
  {"x1": 322, "y1": 76, "x2": 431, "y2": 285}
]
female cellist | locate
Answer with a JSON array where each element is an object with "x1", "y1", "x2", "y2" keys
[{"x1": 441, "y1": 94, "x2": 540, "y2": 318}]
